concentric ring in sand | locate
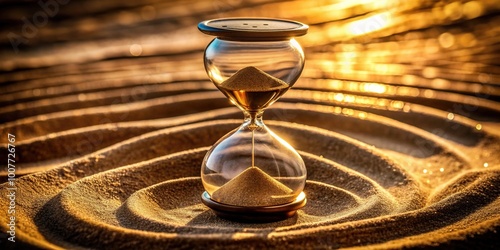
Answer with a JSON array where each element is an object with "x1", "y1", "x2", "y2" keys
[{"x1": 35, "y1": 126, "x2": 414, "y2": 248}]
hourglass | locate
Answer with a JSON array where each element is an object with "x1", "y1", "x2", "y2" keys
[{"x1": 198, "y1": 18, "x2": 308, "y2": 221}]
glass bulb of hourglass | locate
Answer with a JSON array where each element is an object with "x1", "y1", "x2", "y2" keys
[{"x1": 202, "y1": 111, "x2": 306, "y2": 207}]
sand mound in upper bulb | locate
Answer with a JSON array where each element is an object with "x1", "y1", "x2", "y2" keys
[
  {"x1": 220, "y1": 66, "x2": 289, "y2": 91},
  {"x1": 211, "y1": 166, "x2": 295, "y2": 206}
]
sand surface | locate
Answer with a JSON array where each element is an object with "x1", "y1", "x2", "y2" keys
[
  {"x1": 220, "y1": 66, "x2": 289, "y2": 91},
  {"x1": 1, "y1": 0, "x2": 500, "y2": 249}
]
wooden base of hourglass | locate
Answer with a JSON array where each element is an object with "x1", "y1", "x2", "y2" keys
[{"x1": 202, "y1": 191, "x2": 306, "y2": 222}]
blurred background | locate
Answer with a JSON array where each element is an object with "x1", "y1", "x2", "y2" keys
[{"x1": 1, "y1": 0, "x2": 500, "y2": 119}]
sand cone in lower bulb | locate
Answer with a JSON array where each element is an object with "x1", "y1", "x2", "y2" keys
[{"x1": 211, "y1": 166, "x2": 295, "y2": 207}]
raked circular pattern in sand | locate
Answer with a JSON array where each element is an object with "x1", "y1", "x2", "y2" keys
[{"x1": 1, "y1": 0, "x2": 500, "y2": 249}]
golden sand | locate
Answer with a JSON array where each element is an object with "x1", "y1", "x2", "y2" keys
[
  {"x1": 211, "y1": 166, "x2": 295, "y2": 206},
  {"x1": 220, "y1": 66, "x2": 289, "y2": 91}
]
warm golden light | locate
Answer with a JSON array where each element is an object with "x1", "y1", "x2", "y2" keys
[
  {"x1": 347, "y1": 12, "x2": 391, "y2": 35},
  {"x1": 463, "y1": 1, "x2": 484, "y2": 19},
  {"x1": 438, "y1": 33, "x2": 455, "y2": 48},
  {"x1": 129, "y1": 44, "x2": 143, "y2": 56},
  {"x1": 1, "y1": 0, "x2": 500, "y2": 249},
  {"x1": 362, "y1": 83, "x2": 387, "y2": 94}
]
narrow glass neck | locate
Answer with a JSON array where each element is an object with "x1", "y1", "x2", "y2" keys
[{"x1": 243, "y1": 110, "x2": 264, "y2": 130}]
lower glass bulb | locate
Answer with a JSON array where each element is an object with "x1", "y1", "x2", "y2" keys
[{"x1": 201, "y1": 113, "x2": 306, "y2": 207}]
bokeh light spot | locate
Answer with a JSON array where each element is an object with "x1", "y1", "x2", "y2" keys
[{"x1": 130, "y1": 44, "x2": 143, "y2": 56}]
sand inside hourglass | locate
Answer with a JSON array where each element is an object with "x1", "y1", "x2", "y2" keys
[
  {"x1": 211, "y1": 66, "x2": 296, "y2": 207},
  {"x1": 211, "y1": 167, "x2": 296, "y2": 206},
  {"x1": 217, "y1": 66, "x2": 290, "y2": 111}
]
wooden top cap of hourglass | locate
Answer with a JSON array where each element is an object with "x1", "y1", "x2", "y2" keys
[{"x1": 198, "y1": 18, "x2": 308, "y2": 41}]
